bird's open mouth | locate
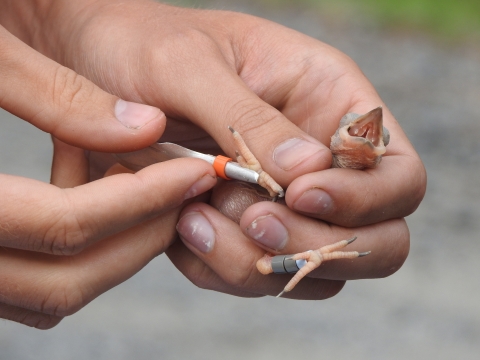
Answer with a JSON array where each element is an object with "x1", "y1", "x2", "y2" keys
[
  {"x1": 347, "y1": 107, "x2": 384, "y2": 147},
  {"x1": 330, "y1": 106, "x2": 389, "y2": 169}
]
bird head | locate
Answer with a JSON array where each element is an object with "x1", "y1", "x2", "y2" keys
[{"x1": 330, "y1": 107, "x2": 390, "y2": 169}]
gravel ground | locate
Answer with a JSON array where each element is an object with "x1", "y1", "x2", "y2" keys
[{"x1": 1, "y1": 1, "x2": 480, "y2": 359}]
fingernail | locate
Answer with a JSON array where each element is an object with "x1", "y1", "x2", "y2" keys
[
  {"x1": 273, "y1": 138, "x2": 323, "y2": 170},
  {"x1": 115, "y1": 99, "x2": 162, "y2": 129},
  {"x1": 184, "y1": 174, "x2": 217, "y2": 200},
  {"x1": 177, "y1": 212, "x2": 215, "y2": 253},
  {"x1": 245, "y1": 214, "x2": 288, "y2": 251},
  {"x1": 293, "y1": 188, "x2": 333, "y2": 215}
]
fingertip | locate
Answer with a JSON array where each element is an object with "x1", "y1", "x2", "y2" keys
[
  {"x1": 184, "y1": 173, "x2": 217, "y2": 201},
  {"x1": 239, "y1": 201, "x2": 293, "y2": 253},
  {"x1": 107, "y1": 98, "x2": 167, "y2": 151},
  {"x1": 243, "y1": 213, "x2": 289, "y2": 252},
  {"x1": 177, "y1": 209, "x2": 216, "y2": 254},
  {"x1": 285, "y1": 184, "x2": 335, "y2": 218},
  {"x1": 273, "y1": 136, "x2": 331, "y2": 173},
  {"x1": 234, "y1": 127, "x2": 331, "y2": 188},
  {"x1": 114, "y1": 99, "x2": 166, "y2": 131},
  {"x1": 133, "y1": 158, "x2": 218, "y2": 205}
]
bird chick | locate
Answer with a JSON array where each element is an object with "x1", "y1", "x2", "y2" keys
[{"x1": 330, "y1": 106, "x2": 390, "y2": 169}]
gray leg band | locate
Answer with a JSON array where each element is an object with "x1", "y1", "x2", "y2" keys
[{"x1": 271, "y1": 255, "x2": 300, "y2": 274}]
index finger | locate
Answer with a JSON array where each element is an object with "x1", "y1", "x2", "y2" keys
[{"x1": 0, "y1": 158, "x2": 217, "y2": 254}]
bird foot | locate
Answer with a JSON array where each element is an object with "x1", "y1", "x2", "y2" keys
[
  {"x1": 277, "y1": 236, "x2": 370, "y2": 297},
  {"x1": 228, "y1": 126, "x2": 284, "y2": 198}
]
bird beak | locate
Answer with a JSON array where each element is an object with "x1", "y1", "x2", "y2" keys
[
  {"x1": 330, "y1": 106, "x2": 389, "y2": 169},
  {"x1": 346, "y1": 106, "x2": 384, "y2": 147}
]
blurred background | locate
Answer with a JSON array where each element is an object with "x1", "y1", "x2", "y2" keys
[{"x1": 1, "y1": 0, "x2": 479, "y2": 359}]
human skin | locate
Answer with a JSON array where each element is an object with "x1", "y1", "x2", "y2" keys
[
  {"x1": 0, "y1": 0, "x2": 426, "y2": 325},
  {"x1": 0, "y1": 10, "x2": 218, "y2": 328}
]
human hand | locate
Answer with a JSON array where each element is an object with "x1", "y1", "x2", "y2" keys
[
  {"x1": 0, "y1": 23, "x2": 217, "y2": 327},
  {"x1": 8, "y1": 0, "x2": 425, "y2": 298}
]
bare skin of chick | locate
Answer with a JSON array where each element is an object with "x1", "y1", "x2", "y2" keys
[{"x1": 229, "y1": 107, "x2": 389, "y2": 297}]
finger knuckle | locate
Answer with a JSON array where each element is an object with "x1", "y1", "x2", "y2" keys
[
  {"x1": 342, "y1": 159, "x2": 427, "y2": 227},
  {"x1": 189, "y1": 271, "x2": 216, "y2": 291},
  {"x1": 405, "y1": 161, "x2": 427, "y2": 215},
  {"x1": 186, "y1": 264, "x2": 216, "y2": 291},
  {"x1": 148, "y1": 28, "x2": 216, "y2": 70},
  {"x1": 377, "y1": 219, "x2": 410, "y2": 278},
  {"x1": 1, "y1": 303, "x2": 62, "y2": 330},
  {"x1": 42, "y1": 216, "x2": 87, "y2": 255},
  {"x1": 39, "y1": 195, "x2": 89, "y2": 255},
  {"x1": 357, "y1": 189, "x2": 377, "y2": 221},
  {"x1": 227, "y1": 99, "x2": 282, "y2": 140},
  {"x1": 30, "y1": 315, "x2": 63, "y2": 330},
  {"x1": 342, "y1": 175, "x2": 381, "y2": 227},
  {"x1": 39, "y1": 278, "x2": 87, "y2": 317},
  {"x1": 316, "y1": 280, "x2": 345, "y2": 300},
  {"x1": 16, "y1": 311, "x2": 46, "y2": 329},
  {"x1": 51, "y1": 66, "x2": 94, "y2": 116},
  {"x1": 34, "y1": 315, "x2": 62, "y2": 329},
  {"x1": 221, "y1": 256, "x2": 258, "y2": 289}
]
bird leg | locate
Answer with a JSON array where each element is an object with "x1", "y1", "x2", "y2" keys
[
  {"x1": 228, "y1": 126, "x2": 284, "y2": 198},
  {"x1": 256, "y1": 236, "x2": 371, "y2": 297}
]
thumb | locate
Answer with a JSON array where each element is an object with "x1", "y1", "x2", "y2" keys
[
  {"x1": 168, "y1": 60, "x2": 331, "y2": 188},
  {"x1": 0, "y1": 25, "x2": 165, "y2": 152}
]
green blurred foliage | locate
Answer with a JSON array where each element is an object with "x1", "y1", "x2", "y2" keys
[
  {"x1": 162, "y1": 0, "x2": 480, "y2": 42},
  {"x1": 320, "y1": 0, "x2": 480, "y2": 41}
]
